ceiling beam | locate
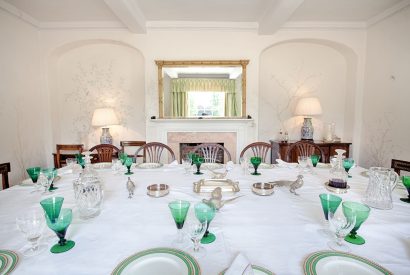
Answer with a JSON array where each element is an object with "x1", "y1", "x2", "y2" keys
[
  {"x1": 258, "y1": 0, "x2": 305, "y2": 35},
  {"x1": 104, "y1": 0, "x2": 146, "y2": 33}
]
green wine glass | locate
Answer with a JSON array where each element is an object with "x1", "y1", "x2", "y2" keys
[
  {"x1": 400, "y1": 176, "x2": 410, "y2": 203},
  {"x1": 26, "y1": 167, "x2": 41, "y2": 183},
  {"x1": 124, "y1": 157, "x2": 133, "y2": 175},
  {"x1": 168, "y1": 200, "x2": 190, "y2": 247},
  {"x1": 119, "y1": 152, "x2": 127, "y2": 165},
  {"x1": 310, "y1": 155, "x2": 320, "y2": 167},
  {"x1": 194, "y1": 202, "x2": 216, "y2": 244},
  {"x1": 342, "y1": 201, "x2": 371, "y2": 245},
  {"x1": 41, "y1": 168, "x2": 58, "y2": 192},
  {"x1": 343, "y1": 158, "x2": 355, "y2": 178},
  {"x1": 193, "y1": 156, "x2": 204, "y2": 175},
  {"x1": 319, "y1": 193, "x2": 342, "y2": 221},
  {"x1": 250, "y1": 156, "x2": 262, "y2": 175},
  {"x1": 75, "y1": 153, "x2": 85, "y2": 169},
  {"x1": 40, "y1": 197, "x2": 75, "y2": 253}
]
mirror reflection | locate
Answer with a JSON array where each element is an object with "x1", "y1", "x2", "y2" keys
[{"x1": 156, "y1": 60, "x2": 249, "y2": 118}]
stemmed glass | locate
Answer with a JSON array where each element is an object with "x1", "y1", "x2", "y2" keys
[
  {"x1": 328, "y1": 209, "x2": 356, "y2": 252},
  {"x1": 319, "y1": 193, "x2": 342, "y2": 223},
  {"x1": 182, "y1": 157, "x2": 192, "y2": 175},
  {"x1": 193, "y1": 156, "x2": 204, "y2": 175},
  {"x1": 194, "y1": 202, "x2": 216, "y2": 244},
  {"x1": 124, "y1": 157, "x2": 133, "y2": 175},
  {"x1": 343, "y1": 158, "x2": 355, "y2": 178},
  {"x1": 342, "y1": 201, "x2": 371, "y2": 245},
  {"x1": 400, "y1": 176, "x2": 410, "y2": 203},
  {"x1": 40, "y1": 168, "x2": 57, "y2": 193},
  {"x1": 16, "y1": 210, "x2": 47, "y2": 257},
  {"x1": 40, "y1": 197, "x2": 75, "y2": 253},
  {"x1": 250, "y1": 157, "x2": 262, "y2": 175},
  {"x1": 26, "y1": 167, "x2": 41, "y2": 184},
  {"x1": 119, "y1": 152, "x2": 127, "y2": 165},
  {"x1": 298, "y1": 156, "x2": 309, "y2": 173},
  {"x1": 239, "y1": 157, "x2": 248, "y2": 175},
  {"x1": 75, "y1": 153, "x2": 85, "y2": 169},
  {"x1": 310, "y1": 155, "x2": 320, "y2": 167},
  {"x1": 185, "y1": 217, "x2": 207, "y2": 258},
  {"x1": 168, "y1": 200, "x2": 190, "y2": 248}
]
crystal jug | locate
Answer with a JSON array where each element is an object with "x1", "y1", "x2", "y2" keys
[
  {"x1": 73, "y1": 155, "x2": 103, "y2": 219},
  {"x1": 363, "y1": 167, "x2": 398, "y2": 210}
]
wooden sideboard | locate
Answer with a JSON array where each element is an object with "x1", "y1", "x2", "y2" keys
[{"x1": 269, "y1": 140, "x2": 351, "y2": 163}]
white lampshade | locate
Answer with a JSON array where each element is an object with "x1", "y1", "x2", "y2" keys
[
  {"x1": 294, "y1": 97, "x2": 322, "y2": 116},
  {"x1": 91, "y1": 108, "x2": 119, "y2": 127}
]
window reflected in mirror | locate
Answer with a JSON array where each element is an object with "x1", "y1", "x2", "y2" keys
[{"x1": 156, "y1": 60, "x2": 249, "y2": 119}]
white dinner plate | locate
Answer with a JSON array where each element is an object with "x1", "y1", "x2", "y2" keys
[
  {"x1": 136, "y1": 163, "x2": 164, "y2": 169},
  {"x1": 304, "y1": 251, "x2": 392, "y2": 275},
  {"x1": 220, "y1": 265, "x2": 274, "y2": 275},
  {"x1": 112, "y1": 248, "x2": 200, "y2": 275},
  {"x1": 93, "y1": 162, "x2": 113, "y2": 169},
  {"x1": 202, "y1": 163, "x2": 223, "y2": 170},
  {"x1": 259, "y1": 163, "x2": 274, "y2": 169}
]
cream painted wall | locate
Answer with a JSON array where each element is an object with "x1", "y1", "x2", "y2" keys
[
  {"x1": 49, "y1": 42, "x2": 145, "y2": 149},
  {"x1": 1, "y1": 10, "x2": 370, "y2": 185},
  {"x1": 259, "y1": 42, "x2": 349, "y2": 142},
  {"x1": 360, "y1": 6, "x2": 410, "y2": 168},
  {"x1": 0, "y1": 10, "x2": 48, "y2": 188}
]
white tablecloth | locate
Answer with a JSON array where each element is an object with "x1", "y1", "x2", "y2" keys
[{"x1": 1, "y1": 165, "x2": 409, "y2": 275}]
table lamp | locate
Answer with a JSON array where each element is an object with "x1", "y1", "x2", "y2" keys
[
  {"x1": 91, "y1": 108, "x2": 119, "y2": 144},
  {"x1": 294, "y1": 97, "x2": 322, "y2": 140}
]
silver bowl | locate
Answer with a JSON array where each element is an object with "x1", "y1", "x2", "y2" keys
[
  {"x1": 147, "y1": 184, "x2": 169, "y2": 197},
  {"x1": 252, "y1": 182, "x2": 274, "y2": 196}
]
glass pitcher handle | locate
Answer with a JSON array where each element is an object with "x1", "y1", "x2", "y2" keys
[{"x1": 391, "y1": 171, "x2": 399, "y2": 190}]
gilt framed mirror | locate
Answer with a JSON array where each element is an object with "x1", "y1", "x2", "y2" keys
[{"x1": 156, "y1": 60, "x2": 249, "y2": 118}]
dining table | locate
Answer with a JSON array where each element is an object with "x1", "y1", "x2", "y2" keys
[{"x1": 0, "y1": 162, "x2": 409, "y2": 275}]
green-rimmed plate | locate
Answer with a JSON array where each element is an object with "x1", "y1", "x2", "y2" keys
[
  {"x1": 220, "y1": 265, "x2": 274, "y2": 275},
  {"x1": 112, "y1": 247, "x2": 200, "y2": 275},
  {"x1": 0, "y1": 250, "x2": 19, "y2": 275},
  {"x1": 304, "y1": 251, "x2": 392, "y2": 275}
]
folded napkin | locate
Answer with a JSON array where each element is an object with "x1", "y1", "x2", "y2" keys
[
  {"x1": 225, "y1": 253, "x2": 254, "y2": 275},
  {"x1": 226, "y1": 161, "x2": 235, "y2": 171},
  {"x1": 168, "y1": 160, "x2": 179, "y2": 166},
  {"x1": 276, "y1": 159, "x2": 297, "y2": 168}
]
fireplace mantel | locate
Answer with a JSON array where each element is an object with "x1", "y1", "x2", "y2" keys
[{"x1": 147, "y1": 118, "x2": 256, "y2": 162}]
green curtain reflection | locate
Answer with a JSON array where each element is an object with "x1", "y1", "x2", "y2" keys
[{"x1": 171, "y1": 78, "x2": 237, "y2": 117}]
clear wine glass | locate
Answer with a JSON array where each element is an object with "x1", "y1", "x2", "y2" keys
[
  {"x1": 328, "y1": 209, "x2": 356, "y2": 252},
  {"x1": 186, "y1": 218, "x2": 207, "y2": 258},
  {"x1": 16, "y1": 210, "x2": 47, "y2": 257},
  {"x1": 182, "y1": 157, "x2": 192, "y2": 175}
]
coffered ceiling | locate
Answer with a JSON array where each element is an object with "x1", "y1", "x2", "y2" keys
[{"x1": 2, "y1": 0, "x2": 409, "y2": 34}]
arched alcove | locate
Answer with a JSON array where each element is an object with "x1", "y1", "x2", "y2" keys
[
  {"x1": 258, "y1": 39, "x2": 358, "y2": 145},
  {"x1": 47, "y1": 39, "x2": 145, "y2": 149}
]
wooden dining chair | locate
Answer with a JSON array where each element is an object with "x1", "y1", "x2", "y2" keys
[
  {"x1": 88, "y1": 144, "x2": 120, "y2": 163},
  {"x1": 391, "y1": 159, "x2": 410, "y2": 175},
  {"x1": 240, "y1": 142, "x2": 272, "y2": 163},
  {"x1": 120, "y1": 141, "x2": 146, "y2": 158},
  {"x1": 193, "y1": 143, "x2": 232, "y2": 163},
  {"x1": 135, "y1": 142, "x2": 176, "y2": 163},
  {"x1": 56, "y1": 144, "x2": 84, "y2": 168},
  {"x1": 0, "y1": 162, "x2": 11, "y2": 190},
  {"x1": 285, "y1": 141, "x2": 325, "y2": 163}
]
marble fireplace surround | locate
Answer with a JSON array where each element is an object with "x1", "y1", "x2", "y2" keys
[{"x1": 147, "y1": 119, "x2": 255, "y2": 163}]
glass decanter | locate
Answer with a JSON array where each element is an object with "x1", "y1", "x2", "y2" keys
[
  {"x1": 73, "y1": 154, "x2": 103, "y2": 219},
  {"x1": 328, "y1": 149, "x2": 348, "y2": 189}
]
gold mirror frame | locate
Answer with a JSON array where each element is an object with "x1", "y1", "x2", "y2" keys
[{"x1": 155, "y1": 60, "x2": 249, "y2": 118}]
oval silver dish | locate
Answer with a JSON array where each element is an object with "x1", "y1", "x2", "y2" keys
[
  {"x1": 147, "y1": 184, "x2": 169, "y2": 197},
  {"x1": 252, "y1": 182, "x2": 274, "y2": 196}
]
